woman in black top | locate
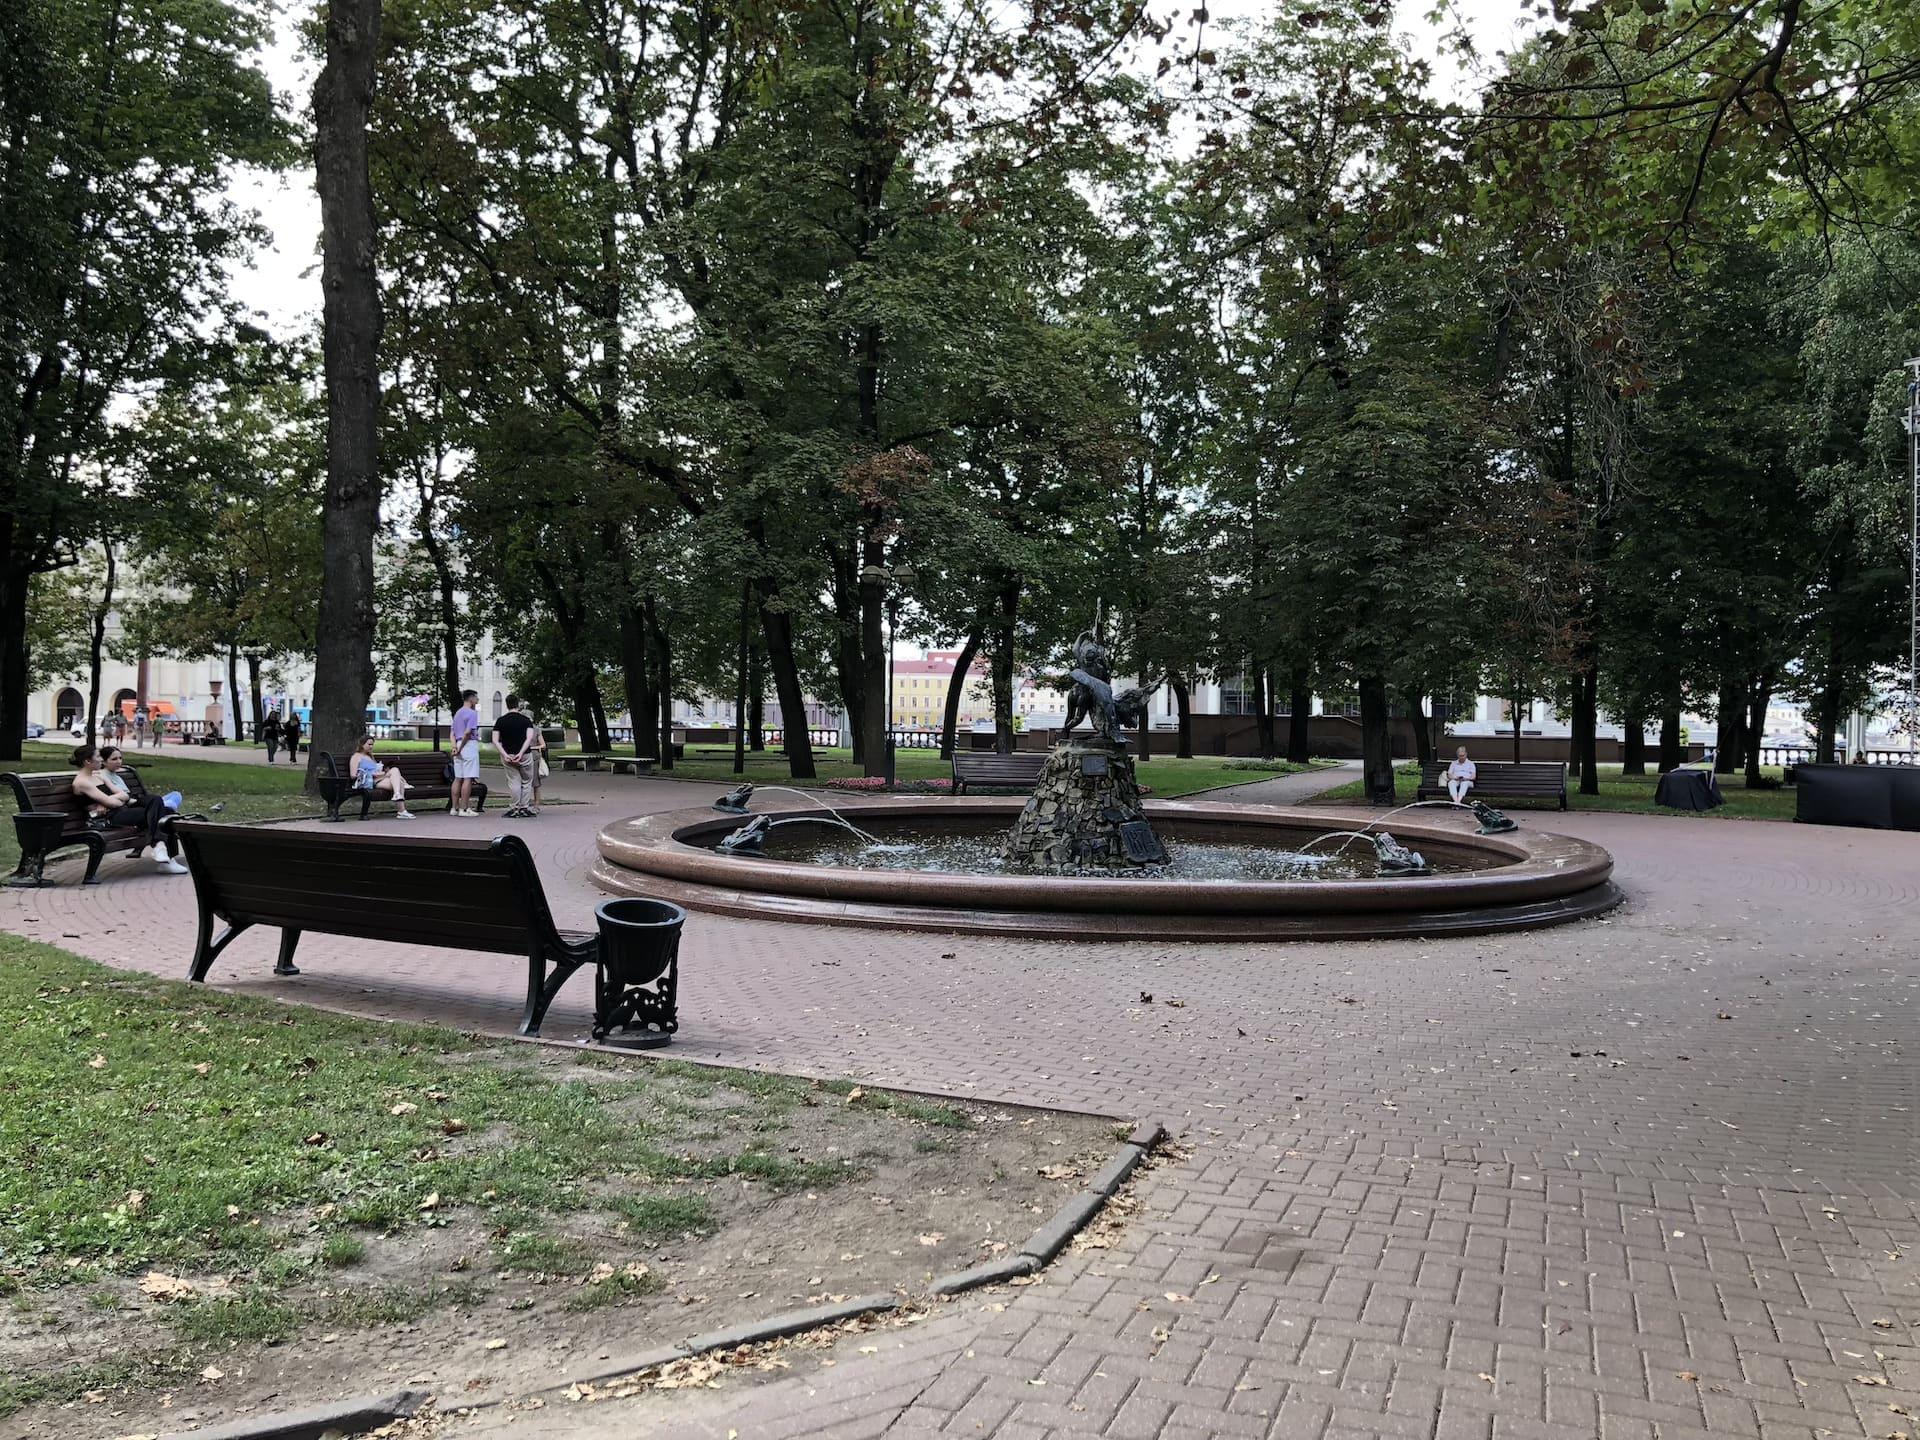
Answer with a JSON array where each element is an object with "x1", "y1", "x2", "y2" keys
[
  {"x1": 71, "y1": 744, "x2": 186, "y2": 873},
  {"x1": 282, "y1": 714, "x2": 301, "y2": 762}
]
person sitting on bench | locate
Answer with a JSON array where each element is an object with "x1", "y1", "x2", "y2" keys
[
  {"x1": 347, "y1": 735, "x2": 416, "y2": 819},
  {"x1": 72, "y1": 743, "x2": 187, "y2": 874},
  {"x1": 1446, "y1": 747, "x2": 1477, "y2": 805}
]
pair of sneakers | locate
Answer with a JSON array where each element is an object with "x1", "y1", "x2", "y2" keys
[
  {"x1": 505, "y1": 806, "x2": 540, "y2": 819},
  {"x1": 138, "y1": 844, "x2": 189, "y2": 876},
  {"x1": 452, "y1": 806, "x2": 480, "y2": 816}
]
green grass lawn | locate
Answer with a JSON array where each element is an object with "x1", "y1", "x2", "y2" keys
[
  {"x1": 0, "y1": 937, "x2": 968, "y2": 1416},
  {"x1": 1316, "y1": 762, "x2": 1799, "y2": 821},
  {"x1": 575, "y1": 744, "x2": 1336, "y2": 799}
]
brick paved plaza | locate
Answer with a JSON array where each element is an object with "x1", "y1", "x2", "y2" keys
[{"x1": 6, "y1": 772, "x2": 1920, "y2": 1438}]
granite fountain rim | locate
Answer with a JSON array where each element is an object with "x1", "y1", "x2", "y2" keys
[{"x1": 590, "y1": 796, "x2": 1621, "y2": 940}]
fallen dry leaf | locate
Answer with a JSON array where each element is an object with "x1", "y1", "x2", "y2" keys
[
  {"x1": 440, "y1": 1118, "x2": 468, "y2": 1136},
  {"x1": 917, "y1": 1232, "x2": 944, "y2": 1246},
  {"x1": 390, "y1": 1102, "x2": 418, "y2": 1116},
  {"x1": 137, "y1": 1272, "x2": 195, "y2": 1302},
  {"x1": 485, "y1": 1338, "x2": 508, "y2": 1351},
  {"x1": 87, "y1": 1054, "x2": 108, "y2": 1070},
  {"x1": 198, "y1": 1365, "x2": 224, "y2": 1382},
  {"x1": 1857, "y1": 1375, "x2": 1891, "y2": 1387}
]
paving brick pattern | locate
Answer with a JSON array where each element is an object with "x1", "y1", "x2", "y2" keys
[{"x1": 6, "y1": 772, "x2": 1920, "y2": 1438}]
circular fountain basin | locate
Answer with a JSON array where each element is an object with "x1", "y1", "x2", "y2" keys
[{"x1": 592, "y1": 798, "x2": 1621, "y2": 941}]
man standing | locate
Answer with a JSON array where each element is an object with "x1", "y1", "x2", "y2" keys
[
  {"x1": 133, "y1": 705, "x2": 148, "y2": 748},
  {"x1": 450, "y1": 689, "x2": 481, "y2": 815},
  {"x1": 493, "y1": 694, "x2": 537, "y2": 818}
]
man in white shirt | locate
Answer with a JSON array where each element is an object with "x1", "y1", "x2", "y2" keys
[{"x1": 1446, "y1": 747, "x2": 1477, "y2": 804}]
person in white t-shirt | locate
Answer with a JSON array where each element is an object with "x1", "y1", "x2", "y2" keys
[{"x1": 1446, "y1": 747, "x2": 1477, "y2": 804}]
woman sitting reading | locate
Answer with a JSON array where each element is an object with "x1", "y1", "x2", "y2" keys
[{"x1": 349, "y1": 736, "x2": 415, "y2": 819}]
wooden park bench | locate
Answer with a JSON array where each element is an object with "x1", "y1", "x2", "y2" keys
[
  {"x1": 951, "y1": 751, "x2": 1048, "y2": 795},
  {"x1": 1415, "y1": 759, "x2": 1568, "y2": 810},
  {"x1": 316, "y1": 750, "x2": 489, "y2": 821},
  {"x1": 172, "y1": 823, "x2": 595, "y2": 1037},
  {"x1": 2, "y1": 767, "x2": 207, "y2": 885},
  {"x1": 558, "y1": 754, "x2": 608, "y2": 772}
]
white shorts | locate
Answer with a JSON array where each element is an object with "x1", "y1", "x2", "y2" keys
[{"x1": 452, "y1": 750, "x2": 481, "y2": 780}]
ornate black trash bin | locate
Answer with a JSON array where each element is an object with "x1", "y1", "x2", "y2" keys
[
  {"x1": 592, "y1": 897, "x2": 684, "y2": 1046},
  {"x1": 10, "y1": 811, "x2": 72, "y2": 887}
]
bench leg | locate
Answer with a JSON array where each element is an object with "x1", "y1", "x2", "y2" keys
[
  {"x1": 519, "y1": 953, "x2": 587, "y2": 1037},
  {"x1": 275, "y1": 929, "x2": 302, "y2": 976},
  {"x1": 189, "y1": 918, "x2": 251, "y2": 983}
]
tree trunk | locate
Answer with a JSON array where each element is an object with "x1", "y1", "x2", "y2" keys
[
  {"x1": 0, "y1": 562, "x2": 28, "y2": 761},
  {"x1": 733, "y1": 583, "x2": 749, "y2": 775},
  {"x1": 1814, "y1": 677, "x2": 1841, "y2": 765},
  {"x1": 1285, "y1": 666, "x2": 1311, "y2": 763},
  {"x1": 1172, "y1": 674, "x2": 1193, "y2": 758},
  {"x1": 939, "y1": 626, "x2": 983, "y2": 760},
  {"x1": 227, "y1": 648, "x2": 243, "y2": 748},
  {"x1": 858, "y1": 545, "x2": 887, "y2": 778},
  {"x1": 617, "y1": 599, "x2": 654, "y2": 758},
  {"x1": 1621, "y1": 707, "x2": 1647, "y2": 776},
  {"x1": 829, "y1": 555, "x2": 865, "y2": 765},
  {"x1": 1253, "y1": 667, "x2": 1275, "y2": 760},
  {"x1": 1406, "y1": 688, "x2": 1434, "y2": 769},
  {"x1": 1658, "y1": 707, "x2": 1682, "y2": 772},
  {"x1": 1714, "y1": 677, "x2": 1744, "y2": 774},
  {"x1": 85, "y1": 542, "x2": 116, "y2": 746},
  {"x1": 747, "y1": 643, "x2": 764, "y2": 750},
  {"x1": 991, "y1": 581, "x2": 1017, "y2": 755},
  {"x1": 1744, "y1": 668, "x2": 1775, "y2": 788},
  {"x1": 1358, "y1": 674, "x2": 1394, "y2": 803},
  {"x1": 644, "y1": 595, "x2": 670, "y2": 770},
  {"x1": 756, "y1": 592, "x2": 815, "y2": 779},
  {"x1": 1571, "y1": 663, "x2": 1600, "y2": 796},
  {"x1": 308, "y1": 0, "x2": 385, "y2": 791},
  {"x1": 1508, "y1": 684, "x2": 1524, "y2": 764},
  {"x1": 246, "y1": 651, "x2": 264, "y2": 745}
]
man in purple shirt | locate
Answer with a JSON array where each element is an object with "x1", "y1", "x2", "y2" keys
[{"x1": 450, "y1": 689, "x2": 481, "y2": 815}]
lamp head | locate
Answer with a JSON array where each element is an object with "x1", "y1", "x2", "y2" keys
[{"x1": 713, "y1": 782, "x2": 755, "y2": 815}]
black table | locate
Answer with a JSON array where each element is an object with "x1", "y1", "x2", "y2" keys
[{"x1": 1655, "y1": 768, "x2": 1723, "y2": 812}]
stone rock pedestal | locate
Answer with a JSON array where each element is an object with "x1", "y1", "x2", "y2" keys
[{"x1": 1002, "y1": 737, "x2": 1168, "y2": 873}]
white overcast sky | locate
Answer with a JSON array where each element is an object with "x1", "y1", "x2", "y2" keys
[{"x1": 223, "y1": 0, "x2": 1537, "y2": 338}]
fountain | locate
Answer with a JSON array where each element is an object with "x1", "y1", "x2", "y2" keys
[
  {"x1": 592, "y1": 619, "x2": 1620, "y2": 940},
  {"x1": 1001, "y1": 625, "x2": 1168, "y2": 871}
]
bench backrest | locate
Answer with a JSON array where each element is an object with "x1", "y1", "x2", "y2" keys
[
  {"x1": 3, "y1": 767, "x2": 153, "y2": 834},
  {"x1": 953, "y1": 753, "x2": 1046, "y2": 776},
  {"x1": 379, "y1": 751, "x2": 461, "y2": 788},
  {"x1": 170, "y1": 822, "x2": 560, "y2": 956},
  {"x1": 1421, "y1": 759, "x2": 1567, "y2": 790},
  {"x1": 319, "y1": 750, "x2": 473, "y2": 792}
]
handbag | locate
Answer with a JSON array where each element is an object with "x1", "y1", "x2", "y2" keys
[
  {"x1": 442, "y1": 758, "x2": 455, "y2": 783},
  {"x1": 538, "y1": 754, "x2": 550, "y2": 778}
]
